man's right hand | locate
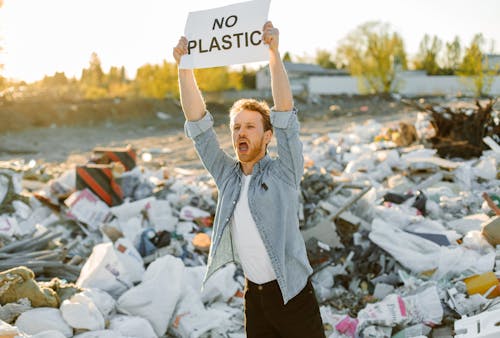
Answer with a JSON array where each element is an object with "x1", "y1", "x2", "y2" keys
[{"x1": 173, "y1": 36, "x2": 188, "y2": 65}]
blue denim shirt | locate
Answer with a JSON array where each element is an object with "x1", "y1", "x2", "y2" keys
[{"x1": 184, "y1": 108, "x2": 312, "y2": 304}]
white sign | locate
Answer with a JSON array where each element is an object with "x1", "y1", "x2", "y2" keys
[{"x1": 180, "y1": 0, "x2": 271, "y2": 69}]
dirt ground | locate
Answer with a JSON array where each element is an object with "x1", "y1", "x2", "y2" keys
[{"x1": 0, "y1": 95, "x2": 472, "y2": 176}]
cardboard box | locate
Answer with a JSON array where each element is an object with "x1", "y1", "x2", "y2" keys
[
  {"x1": 92, "y1": 145, "x2": 137, "y2": 171},
  {"x1": 482, "y1": 216, "x2": 500, "y2": 246},
  {"x1": 76, "y1": 164, "x2": 123, "y2": 206}
]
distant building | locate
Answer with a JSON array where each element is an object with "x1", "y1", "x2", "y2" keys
[
  {"x1": 256, "y1": 61, "x2": 347, "y2": 94},
  {"x1": 484, "y1": 54, "x2": 500, "y2": 72}
]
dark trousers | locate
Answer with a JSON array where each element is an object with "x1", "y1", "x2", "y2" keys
[{"x1": 244, "y1": 278, "x2": 326, "y2": 338}]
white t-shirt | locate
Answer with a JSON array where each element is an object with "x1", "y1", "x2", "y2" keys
[{"x1": 232, "y1": 174, "x2": 276, "y2": 284}]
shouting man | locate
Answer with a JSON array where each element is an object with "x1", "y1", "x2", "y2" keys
[{"x1": 173, "y1": 21, "x2": 325, "y2": 338}]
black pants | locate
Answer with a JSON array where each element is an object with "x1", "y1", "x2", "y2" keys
[{"x1": 244, "y1": 278, "x2": 326, "y2": 338}]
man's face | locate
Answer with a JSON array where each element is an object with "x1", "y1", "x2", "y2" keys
[{"x1": 231, "y1": 109, "x2": 272, "y2": 164}]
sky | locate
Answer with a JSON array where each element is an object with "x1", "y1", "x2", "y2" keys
[{"x1": 0, "y1": 0, "x2": 499, "y2": 82}]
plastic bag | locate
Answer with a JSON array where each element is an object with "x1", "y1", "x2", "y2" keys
[
  {"x1": 60, "y1": 292, "x2": 105, "y2": 331},
  {"x1": 15, "y1": 308, "x2": 73, "y2": 337},
  {"x1": 79, "y1": 288, "x2": 116, "y2": 319},
  {"x1": 108, "y1": 314, "x2": 157, "y2": 338},
  {"x1": 117, "y1": 255, "x2": 185, "y2": 336},
  {"x1": 76, "y1": 242, "x2": 134, "y2": 299}
]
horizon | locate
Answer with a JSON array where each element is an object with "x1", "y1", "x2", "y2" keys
[{"x1": 0, "y1": 0, "x2": 499, "y2": 83}]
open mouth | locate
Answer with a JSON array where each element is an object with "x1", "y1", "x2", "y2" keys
[{"x1": 238, "y1": 140, "x2": 249, "y2": 152}]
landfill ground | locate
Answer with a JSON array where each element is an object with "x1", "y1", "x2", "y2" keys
[
  {"x1": 0, "y1": 94, "x2": 499, "y2": 338},
  {"x1": 0, "y1": 95, "x2": 425, "y2": 171}
]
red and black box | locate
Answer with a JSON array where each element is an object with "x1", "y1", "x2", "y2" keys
[
  {"x1": 92, "y1": 145, "x2": 137, "y2": 171},
  {"x1": 76, "y1": 164, "x2": 123, "y2": 206}
]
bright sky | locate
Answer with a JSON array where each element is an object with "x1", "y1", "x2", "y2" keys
[{"x1": 0, "y1": 0, "x2": 499, "y2": 82}]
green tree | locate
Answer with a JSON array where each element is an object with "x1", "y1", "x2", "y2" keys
[
  {"x1": 315, "y1": 49, "x2": 336, "y2": 69},
  {"x1": 458, "y1": 34, "x2": 498, "y2": 97},
  {"x1": 336, "y1": 21, "x2": 407, "y2": 94},
  {"x1": 107, "y1": 66, "x2": 131, "y2": 97},
  {"x1": 194, "y1": 67, "x2": 242, "y2": 92},
  {"x1": 240, "y1": 66, "x2": 256, "y2": 89},
  {"x1": 135, "y1": 61, "x2": 178, "y2": 98},
  {"x1": 414, "y1": 34, "x2": 442, "y2": 75},
  {"x1": 442, "y1": 36, "x2": 461, "y2": 73},
  {"x1": 80, "y1": 52, "x2": 106, "y2": 98},
  {"x1": 282, "y1": 52, "x2": 292, "y2": 62}
]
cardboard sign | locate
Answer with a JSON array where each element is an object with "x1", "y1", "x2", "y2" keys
[{"x1": 180, "y1": 0, "x2": 271, "y2": 69}]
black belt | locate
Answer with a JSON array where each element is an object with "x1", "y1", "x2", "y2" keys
[{"x1": 246, "y1": 278, "x2": 278, "y2": 291}]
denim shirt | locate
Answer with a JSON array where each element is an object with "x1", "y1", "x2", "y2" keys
[{"x1": 184, "y1": 108, "x2": 313, "y2": 304}]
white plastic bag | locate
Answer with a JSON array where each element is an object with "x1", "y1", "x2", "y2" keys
[
  {"x1": 73, "y1": 330, "x2": 128, "y2": 338},
  {"x1": 170, "y1": 287, "x2": 231, "y2": 338},
  {"x1": 369, "y1": 218, "x2": 440, "y2": 273},
  {"x1": 60, "y1": 292, "x2": 105, "y2": 331},
  {"x1": 108, "y1": 314, "x2": 157, "y2": 338},
  {"x1": 356, "y1": 294, "x2": 407, "y2": 333},
  {"x1": 202, "y1": 264, "x2": 239, "y2": 304},
  {"x1": 114, "y1": 237, "x2": 145, "y2": 284},
  {"x1": 403, "y1": 286, "x2": 443, "y2": 326},
  {"x1": 76, "y1": 242, "x2": 133, "y2": 299},
  {"x1": 15, "y1": 308, "x2": 73, "y2": 337},
  {"x1": 146, "y1": 199, "x2": 177, "y2": 232},
  {"x1": 117, "y1": 255, "x2": 185, "y2": 336},
  {"x1": 30, "y1": 330, "x2": 67, "y2": 338},
  {"x1": 79, "y1": 288, "x2": 116, "y2": 319}
]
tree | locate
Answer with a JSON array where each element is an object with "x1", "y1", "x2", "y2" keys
[
  {"x1": 282, "y1": 52, "x2": 292, "y2": 62},
  {"x1": 107, "y1": 66, "x2": 131, "y2": 97},
  {"x1": 194, "y1": 67, "x2": 242, "y2": 92},
  {"x1": 80, "y1": 52, "x2": 106, "y2": 98},
  {"x1": 336, "y1": 21, "x2": 407, "y2": 94},
  {"x1": 135, "y1": 61, "x2": 178, "y2": 98},
  {"x1": 315, "y1": 49, "x2": 336, "y2": 69},
  {"x1": 240, "y1": 66, "x2": 256, "y2": 89},
  {"x1": 414, "y1": 34, "x2": 442, "y2": 75},
  {"x1": 458, "y1": 34, "x2": 498, "y2": 97},
  {"x1": 442, "y1": 36, "x2": 461, "y2": 73}
]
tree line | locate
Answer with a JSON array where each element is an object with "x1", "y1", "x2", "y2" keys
[{"x1": 0, "y1": 21, "x2": 498, "y2": 99}]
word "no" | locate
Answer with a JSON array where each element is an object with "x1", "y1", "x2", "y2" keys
[{"x1": 212, "y1": 15, "x2": 238, "y2": 30}]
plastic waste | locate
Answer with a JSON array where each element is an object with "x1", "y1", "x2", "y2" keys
[
  {"x1": 108, "y1": 314, "x2": 157, "y2": 338},
  {"x1": 117, "y1": 255, "x2": 185, "y2": 336},
  {"x1": 15, "y1": 308, "x2": 73, "y2": 337},
  {"x1": 60, "y1": 292, "x2": 105, "y2": 331}
]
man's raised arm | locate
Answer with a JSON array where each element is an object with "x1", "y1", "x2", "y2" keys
[
  {"x1": 173, "y1": 37, "x2": 206, "y2": 121},
  {"x1": 262, "y1": 21, "x2": 293, "y2": 112}
]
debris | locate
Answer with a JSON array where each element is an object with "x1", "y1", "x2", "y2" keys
[
  {"x1": 0, "y1": 266, "x2": 59, "y2": 308},
  {"x1": 464, "y1": 271, "x2": 500, "y2": 299},
  {"x1": 15, "y1": 307, "x2": 73, "y2": 337},
  {"x1": 482, "y1": 216, "x2": 500, "y2": 246},
  {"x1": 75, "y1": 164, "x2": 124, "y2": 207},
  {"x1": 454, "y1": 307, "x2": 500, "y2": 338},
  {"x1": 91, "y1": 145, "x2": 137, "y2": 172},
  {"x1": 403, "y1": 98, "x2": 499, "y2": 158}
]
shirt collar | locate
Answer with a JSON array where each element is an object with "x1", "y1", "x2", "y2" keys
[{"x1": 236, "y1": 154, "x2": 271, "y2": 177}]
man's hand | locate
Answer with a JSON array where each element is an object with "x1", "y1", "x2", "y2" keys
[
  {"x1": 173, "y1": 37, "x2": 188, "y2": 65},
  {"x1": 262, "y1": 21, "x2": 279, "y2": 53}
]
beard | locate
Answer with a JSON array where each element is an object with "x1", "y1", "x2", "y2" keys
[{"x1": 235, "y1": 137, "x2": 266, "y2": 163}]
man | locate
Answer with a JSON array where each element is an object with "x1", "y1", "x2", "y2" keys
[{"x1": 173, "y1": 21, "x2": 325, "y2": 338}]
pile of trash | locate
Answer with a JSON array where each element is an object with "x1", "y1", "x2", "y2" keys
[{"x1": 0, "y1": 104, "x2": 499, "y2": 337}]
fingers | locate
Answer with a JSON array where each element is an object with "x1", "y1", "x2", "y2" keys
[
  {"x1": 173, "y1": 36, "x2": 188, "y2": 64},
  {"x1": 262, "y1": 21, "x2": 279, "y2": 49}
]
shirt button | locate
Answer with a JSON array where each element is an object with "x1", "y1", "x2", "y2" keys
[
  {"x1": 258, "y1": 285, "x2": 263, "y2": 291},
  {"x1": 232, "y1": 200, "x2": 236, "y2": 204}
]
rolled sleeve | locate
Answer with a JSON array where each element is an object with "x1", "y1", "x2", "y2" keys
[
  {"x1": 184, "y1": 111, "x2": 214, "y2": 139},
  {"x1": 270, "y1": 107, "x2": 298, "y2": 129}
]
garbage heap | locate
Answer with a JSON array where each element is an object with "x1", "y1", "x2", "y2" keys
[{"x1": 0, "y1": 104, "x2": 499, "y2": 338}]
